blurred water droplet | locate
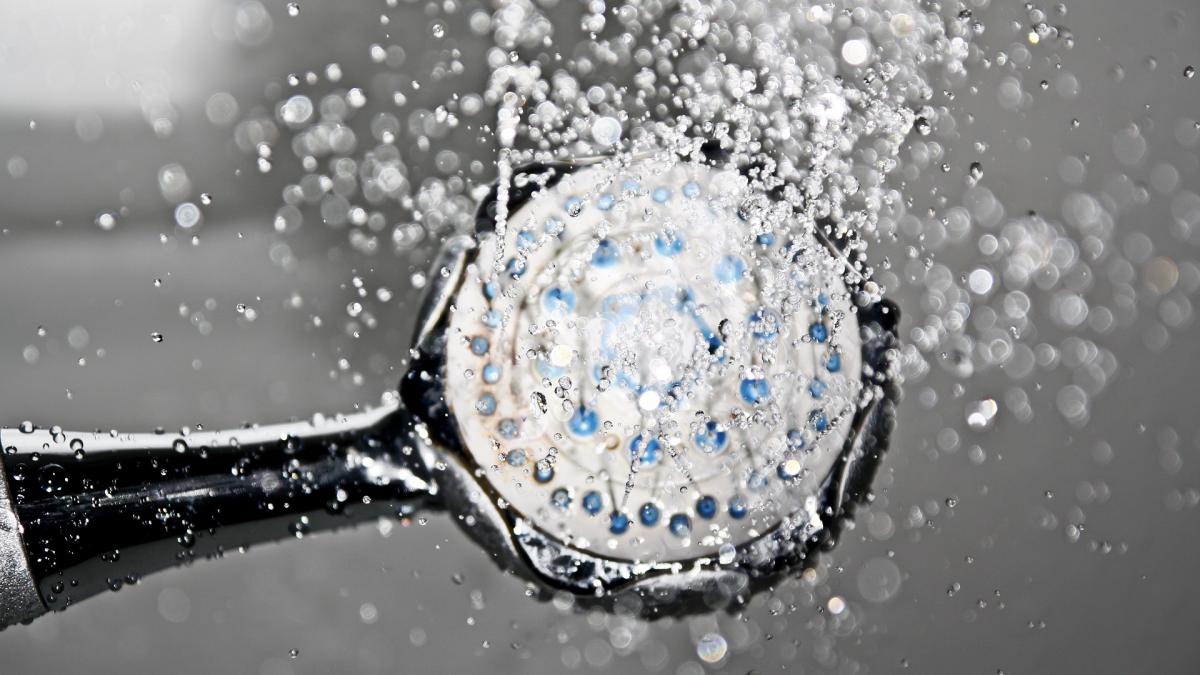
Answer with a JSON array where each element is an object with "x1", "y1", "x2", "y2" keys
[
  {"x1": 718, "y1": 543, "x2": 736, "y2": 564},
  {"x1": 590, "y1": 116, "x2": 621, "y2": 147},
  {"x1": 696, "y1": 633, "x2": 727, "y2": 663}
]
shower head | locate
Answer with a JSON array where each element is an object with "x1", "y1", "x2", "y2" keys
[{"x1": 0, "y1": 148, "x2": 898, "y2": 625}]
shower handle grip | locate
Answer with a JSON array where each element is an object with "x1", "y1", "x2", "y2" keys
[{"x1": 0, "y1": 402, "x2": 436, "y2": 627}]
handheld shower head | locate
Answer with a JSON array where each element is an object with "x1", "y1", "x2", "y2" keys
[{"x1": 0, "y1": 149, "x2": 898, "y2": 625}]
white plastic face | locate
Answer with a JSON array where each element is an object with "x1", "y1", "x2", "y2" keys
[{"x1": 444, "y1": 157, "x2": 863, "y2": 564}]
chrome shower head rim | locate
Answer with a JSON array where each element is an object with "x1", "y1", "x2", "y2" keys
[{"x1": 400, "y1": 146, "x2": 900, "y2": 614}]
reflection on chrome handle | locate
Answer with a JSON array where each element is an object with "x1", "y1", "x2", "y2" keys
[{"x1": 0, "y1": 402, "x2": 435, "y2": 620}]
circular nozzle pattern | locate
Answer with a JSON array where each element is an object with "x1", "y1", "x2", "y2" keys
[{"x1": 445, "y1": 154, "x2": 869, "y2": 564}]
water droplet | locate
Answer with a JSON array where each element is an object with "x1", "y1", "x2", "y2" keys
[
  {"x1": 696, "y1": 633, "x2": 728, "y2": 663},
  {"x1": 718, "y1": 543, "x2": 736, "y2": 564},
  {"x1": 174, "y1": 202, "x2": 202, "y2": 229},
  {"x1": 841, "y1": 38, "x2": 872, "y2": 67},
  {"x1": 827, "y1": 595, "x2": 847, "y2": 614},
  {"x1": 38, "y1": 464, "x2": 67, "y2": 493},
  {"x1": 590, "y1": 116, "x2": 622, "y2": 147}
]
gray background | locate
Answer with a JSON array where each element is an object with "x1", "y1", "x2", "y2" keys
[{"x1": 0, "y1": 0, "x2": 1198, "y2": 673}]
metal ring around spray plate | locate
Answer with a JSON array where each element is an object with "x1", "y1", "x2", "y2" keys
[{"x1": 404, "y1": 153, "x2": 899, "y2": 604}]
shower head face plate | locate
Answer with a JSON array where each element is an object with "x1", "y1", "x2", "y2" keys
[{"x1": 443, "y1": 157, "x2": 865, "y2": 565}]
